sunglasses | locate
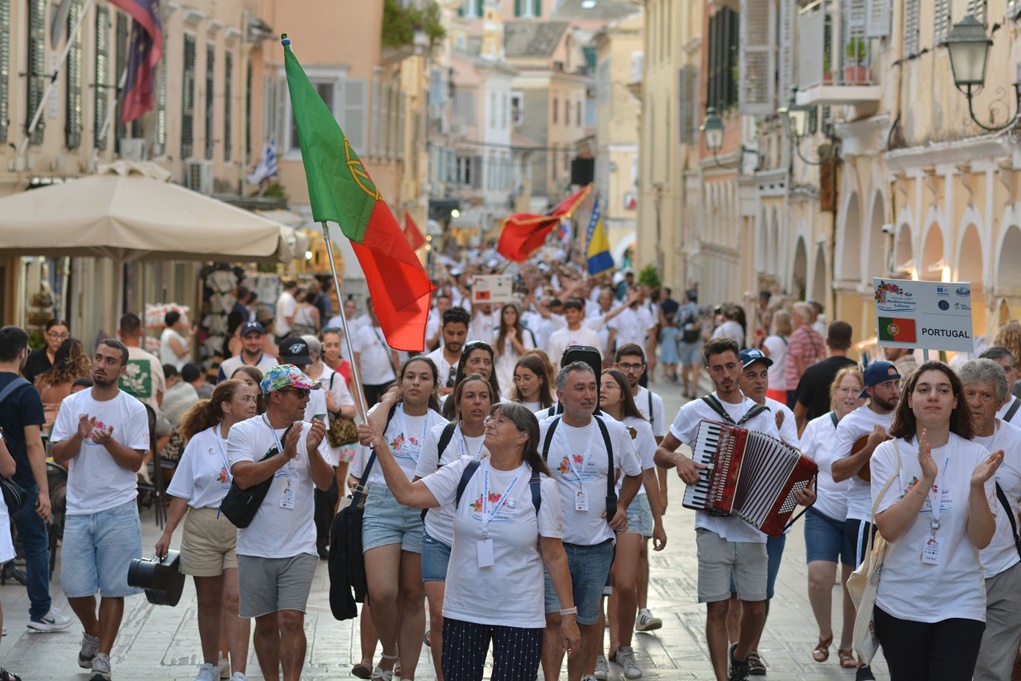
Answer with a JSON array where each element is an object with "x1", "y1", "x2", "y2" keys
[{"x1": 280, "y1": 387, "x2": 311, "y2": 399}]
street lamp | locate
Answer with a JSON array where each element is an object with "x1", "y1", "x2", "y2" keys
[
  {"x1": 701, "y1": 107, "x2": 725, "y2": 158},
  {"x1": 778, "y1": 91, "x2": 837, "y2": 165},
  {"x1": 942, "y1": 14, "x2": 1020, "y2": 133}
]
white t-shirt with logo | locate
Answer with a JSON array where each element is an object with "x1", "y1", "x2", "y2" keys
[
  {"x1": 832, "y1": 405, "x2": 895, "y2": 522},
  {"x1": 669, "y1": 393, "x2": 781, "y2": 542},
  {"x1": 416, "y1": 423, "x2": 488, "y2": 547},
  {"x1": 354, "y1": 325, "x2": 397, "y2": 385},
  {"x1": 635, "y1": 386, "x2": 666, "y2": 439},
  {"x1": 974, "y1": 420, "x2": 1021, "y2": 578},
  {"x1": 351, "y1": 404, "x2": 448, "y2": 488},
  {"x1": 620, "y1": 415, "x2": 656, "y2": 498},
  {"x1": 799, "y1": 412, "x2": 849, "y2": 521},
  {"x1": 167, "y1": 424, "x2": 234, "y2": 509},
  {"x1": 422, "y1": 458, "x2": 561, "y2": 628},
  {"x1": 539, "y1": 415, "x2": 642, "y2": 545},
  {"x1": 226, "y1": 415, "x2": 319, "y2": 559},
  {"x1": 872, "y1": 435, "x2": 995, "y2": 623},
  {"x1": 51, "y1": 390, "x2": 150, "y2": 515},
  {"x1": 218, "y1": 353, "x2": 278, "y2": 383},
  {"x1": 547, "y1": 326, "x2": 603, "y2": 370}
]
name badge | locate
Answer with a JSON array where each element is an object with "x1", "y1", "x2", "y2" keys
[
  {"x1": 280, "y1": 483, "x2": 296, "y2": 510},
  {"x1": 575, "y1": 489, "x2": 588, "y2": 512},
  {"x1": 921, "y1": 536, "x2": 942, "y2": 565},
  {"x1": 477, "y1": 539, "x2": 494, "y2": 567}
]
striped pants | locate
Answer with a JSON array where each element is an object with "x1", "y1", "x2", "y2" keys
[{"x1": 442, "y1": 617, "x2": 544, "y2": 681}]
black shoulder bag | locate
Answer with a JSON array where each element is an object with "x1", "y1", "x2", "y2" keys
[{"x1": 220, "y1": 423, "x2": 296, "y2": 529}]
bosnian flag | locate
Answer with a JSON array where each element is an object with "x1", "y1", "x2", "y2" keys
[
  {"x1": 247, "y1": 138, "x2": 279, "y2": 185},
  {"x1": 113, "y1": 0, "x2": 164, "y2": 124}
]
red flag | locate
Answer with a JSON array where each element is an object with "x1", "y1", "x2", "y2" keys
[
  {"x1": 112, "y1": 0, "x2": 164, "y2": 124},
  {"x1": 405, "y1": 213, "x2": 426, "y2": 251},
  {"x1": 496, "y1": 185, "x2": 592, "y2": 262}
]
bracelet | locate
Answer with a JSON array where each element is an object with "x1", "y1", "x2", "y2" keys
[{"x1": 559, "y1": 607, "x2": 578, "y2": 616}]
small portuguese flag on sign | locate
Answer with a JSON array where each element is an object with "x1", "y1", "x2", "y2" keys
[{"x1": 878, "y1": 317, "x2": 917, "y2": 343}]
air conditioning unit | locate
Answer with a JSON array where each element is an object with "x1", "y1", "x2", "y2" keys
[
  {"x1": 184, "y1": 160, "x2": 213, "y2": 194},
  {"x1": 119, "y1": 138, "x2": 147, "y2": 162}
]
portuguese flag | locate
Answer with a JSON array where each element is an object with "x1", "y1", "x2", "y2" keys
[
  {"x1": 878, "y1": 317, "x2": 917, "y2": 343},
  {"x1": 497, "y1": 184, "x2": 592, "y2": 261},
  {"x1": 283, "y1": 37, "x2": 433, "y2": 351}
]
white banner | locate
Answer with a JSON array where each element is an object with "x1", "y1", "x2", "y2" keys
[
  {"x1": 873, "y1": 278, "x2": 974, "y2": 352},
  {"x1": 471, "y1": 275, "x2": 517, "y2": 305}
]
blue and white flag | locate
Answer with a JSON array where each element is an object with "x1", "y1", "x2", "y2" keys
[{"x1": 247, "y1": 137, "x2": 278, "y2": 185}]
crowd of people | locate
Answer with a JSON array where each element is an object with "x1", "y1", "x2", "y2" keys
[{"x1": 4, "y1": 256, "x2": 1021, "y2": 681}]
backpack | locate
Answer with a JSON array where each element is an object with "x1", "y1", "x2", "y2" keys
[
  {"x1": 454, "y1": 460, "x2": 542, "y2": 514},
  {"x1": 561, "y1": 345, "x2": 603, "y2": 385},
  {"x1": 680, "y1": 305, "x2": 702, "y2": 343},
  {"x1": 421, "y1": 422, "x2": 460, "y2": 521},
  {"x1": 541, "y1": 415, "x2": 618, "y2": 521}
]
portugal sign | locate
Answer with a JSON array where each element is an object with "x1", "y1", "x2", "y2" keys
[{"x1": 873, "y1": 278, "x2": 974, "y2": 352}]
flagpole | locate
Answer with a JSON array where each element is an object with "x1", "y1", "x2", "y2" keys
[
  {"x1": 17, "y1": 0, "x2": 96, "y2": 160},
  {"x1": 320, "y1": 220, "x2": 370, "y2": 423}
]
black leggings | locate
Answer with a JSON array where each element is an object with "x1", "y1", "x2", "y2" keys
[
  {"x1": 442, "y1": 618, "x2": 543, "y2": 681},
  {"x1": 874, "y1": 606, "x2": 985, "y2": 680}
]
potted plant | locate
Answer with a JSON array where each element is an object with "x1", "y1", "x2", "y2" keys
[
  {"x1": 843, "y1": 37, "x2": 869, "y2": 84},
  {"x1": 823, "y1": 49, "x2": 833, "y2": 84}
]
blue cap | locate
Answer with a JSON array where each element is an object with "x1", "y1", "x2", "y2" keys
[
  {"x1": 240, "y1": 321, "x2": 264, "y2": 336},
  {"x1": 860, "y1": 361, "x2": 901, "y2": 398},
  {"x1": 739, "y1": 348, "x2": 773, "y2": 369}
]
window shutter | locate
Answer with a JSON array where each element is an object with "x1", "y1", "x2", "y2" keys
[
  {"x1": 370, "y1": 77, "x2": 381, "y2": 158},
  {"x1": 94, "y1": 6, "x2": 110, "y2": 150},
  {"x1": 0, "y1": 0, "x2": 9, "y2": 144},
  {"x1": 777, "y1": 0, "x2": 794, "y2": 104},
  {"x1": 677, "y1": 68, "x2": 687, "y2": 144},
  {"x1": 397, "y1": 94, "x2": 405, "y2": 160},
  {"x1": 153, "y1": 23, "x2": 168, "y2": 156},
  {"x1": 738, "y1": 0, "x2": 776, "y2": 116},
  {"x1": 933, "y1": 0, "x2": 951, "y2": 45},
  {"x1": 534, "y1": 0, "x2": 542, "y2": 17},
  {"x1": 904, "y1": 0, "x2": 920, "y2": 56},
  {"x1": 65, "y1": 0, "x2": 84, "y2": 150},
  {"x1": 114, "y1": 12, "x2": 129, "y2": 148},
  {"x1": 472, "y1": 155, "x2": 483, "y2": 188},
  {"x1": 966, "y1": 0, "x2": 987, "y2": 24},
  {"x1": 26, "y1": 0, "x2": 47, "y2": 145},
  {"x1": 343, "y1": 78, "x2": 367, "y2": 156},
  {"x1": 224, "y1": 50, "x2": 233, "y2": 162},
  {"x1": 205, "y1": 43, "x2": 215, "y2": 161},
  {"x1": 865, "y1": 0, "x2": 890, "y2": 38},
  {"x1": 181, "y1": 33, "x2": 197, "y2": 159},
  {"x1": 514, "y1": 0, "x2": 522, "y2": 16}
]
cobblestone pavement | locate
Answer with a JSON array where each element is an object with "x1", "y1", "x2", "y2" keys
[{"x1": 1, "y1": 377, "x2": 888, "y2": 680}]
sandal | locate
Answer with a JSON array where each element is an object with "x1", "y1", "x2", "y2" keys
[
  {"x1": 838, "y1": 649, "x2": 857, "y2": 669},
  {"x1": 812, "y1": 636, "x2": 833, "y2": 663},
  {"x1": 352, "y1": 660, "x2": 373, "y2": 679}
]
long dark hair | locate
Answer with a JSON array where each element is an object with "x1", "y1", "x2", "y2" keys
[
  {"x1": 181, "y1": 379, "x2": 249, "y2": 441},
  {"x1": 452, "y1": 373, "x2": 493, "y2": 422},
  {"x1": 510, "y1": 354, "x2": 553, "y2": 409},
  {"x1": 490, "y1": 402, "x2": 550, "y2": 476},
  {"x1": 398, "y1": 356, "x2": 443, "y2": 414},
  {"x1": 601, "y1": 369, "x2": 645, "y2": 421},
  {"x1": 40, "y1": 338, "x2": 90, "y2": 386},
  {"x1": 443, "y1": 341, "x2": 499, "y2": 419},
  {"x1": 889, "y1": 361, "x2": 974, "y2": 441},
  {"x1": 230, "y1": 366, "x2": 266, "y2": 414},
  {"x1": 495, "y1": 302, "x2": 524, "y2": 357}
]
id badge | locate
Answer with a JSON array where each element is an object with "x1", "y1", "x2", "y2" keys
[
  {"x1": 921, "y1": 536, "x2": 942, "y2": 565},
  {"x1": 477, "y1": 539, "x2": 494, "y2": 567},
  {"x1": 280, "y1": 484, "x2": 296, "y2": 509},
  {"x1": 575, "y1": 489, "x2": 588, "y2": 512}
]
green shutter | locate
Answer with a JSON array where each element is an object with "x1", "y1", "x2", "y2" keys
[
  {"x1": 94, "y1": 6, "x2": 110, "y2": 150},
  {"x1": 26, "y1": 0, "x2": 46, "y2": 145},
  {"x1": 0, "y1": 0, "x2": 10, "y2": 143},
  {"x1": 515, "y1": 0, "x2": 522, "y2": 16},
  {"x1": 181, "y1": 33, "x2": 196, "y2": 159},
  {"x1": 205, "y1": 43, "x2": 215, "y2": 160},
  {"x1": 65, "y1": 0, "x2": 83, "y2": 149},
  {"x1": 224, "y1": 50, "x2": 233, "y2": 162}
]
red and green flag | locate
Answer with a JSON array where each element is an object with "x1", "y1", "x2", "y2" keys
[
  {"x1": 878, "y1": 317, "x2": 917, "y2": 343},
  {"x1": 497, "y1": 184, "x2": 592, "y2": 262},
  {"x1": 283, "y1": 36, "x2": 433, "y2": 351}
]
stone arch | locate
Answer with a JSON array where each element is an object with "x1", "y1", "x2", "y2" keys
[
  {"x1": 997, "y1": 224, "x2": 1021, "y2": 297},
  {"x1": 893, "y1": 223, "x2": 914, "y2": 274},
  {"x1": 956, "y1": 221, "x2": 985, "y2": 337},
  {"x1": 836, "y1": 193, "x2": 862, "y2": 283},
  {"x1": 920, "y1": 215, "x2": 948, "y2": 282},
  {"x1": 811, "y1": 242, "x2": 827, "y2": 301},
  {"x1": 791, "y1": 237, "x2": 808, "y2": 300},
  {"x1": 866, "y1": 192, "x2": 886, "y2": 280}
]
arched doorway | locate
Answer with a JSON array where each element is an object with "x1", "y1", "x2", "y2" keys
[
  {"x1": 792, "y1": 237, "x2": 808, "y2": 300},
  {"x1": 956, "y1": 224, "x2": 985, "y2": 338},
  {"x1": 921, "y1": 223, "x2": 946, "y2": 281},
  {"x1": 838, "y1": 193, "x2": 862, "y2": 283},
  {"x1": 893, "y1": 224, "x2": 913, "y2": 275},
  {"x1": 812, "y1": 243, "x2": 827, "y2": 302},
  {"x1": 867, "y1": 194, "x2": 886, "y2": 279},
  {"x1": 996, "y1": 225, "x2": 1021, "y2": 320}
]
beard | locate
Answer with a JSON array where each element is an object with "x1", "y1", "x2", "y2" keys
[
  {"x1": 872, "y1": 393, "x2": 898, "y2": 412},
  {"x1": 92, "y1": 375, "x2": 118, "y2": 389}
]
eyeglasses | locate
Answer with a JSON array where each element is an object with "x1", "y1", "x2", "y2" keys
[
  {"x1": 47, "y1": 331, "x2": 70, "y2": 340},
  {"x1": 617, "y1": 362, "x2": 644, "y2": 372},
  {"x1": 280, "y1": 387, "x2": 311, "y2": 399}
]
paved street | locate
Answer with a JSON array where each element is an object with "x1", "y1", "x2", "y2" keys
[{"x1": 1, "y1": 377, "x2": 888, "y2": 680}]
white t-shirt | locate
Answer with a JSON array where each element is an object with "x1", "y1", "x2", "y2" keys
[
  {"x1": 669, "y1": 392, "x2": 781, "y2": 542},
  {"x1": 415, "y1": 423, "x2": 488, "y2": 546},
  {"x1": 635, "y1": 386, "x2": 666, "y2": 439},
  {"x1": 832, "y1": 405, "x2": 895, "y2": 522},
  {"x1": 354, "y1": 325, "x2": 397, "y2": 385},
  {"x1": 167, "y1": 424, "x2": 233, "y2": 509},
  {"x1": 538, "y1": 415, "x2": 642, "y2": 545},
  {"x1": 160, "y1": 327, "x2": 188, "y2": 370},
  {"x1": 762, "y1": 335, "x2": 788, "y2": 391},
  {"x1": 996, "y1": 396, "x2": 1021, "y2": 425},
  {"x1": 974, "y1": 421, "x2": 1021, "y2": 578},
  {"x1": 351, "y1": 404, "x2": 448, "y2": 488},
  {"x1": 871, "y1": 435, "x2": 994, "y2": 623},
  {"x1": 712, "y1": 320, "x2": 745, "y2": 345},
  {"x1": 226, "y1": 415, "x2": 318, "y2": 558},
  {"x1": 619, "y1": 416, "x2": 656, "y2": 497},
  {"x1": 609, "y1": 306, "x2": 656, "y2": 348},
  {"x1": 0, "y1": 433, "x2": 11, "y2": 563},
  {"x1": 765, "y1": 397, "x2": 800, "y2": 445},
  {"x1": 547, "y1": 326, "x2": 603, "y2": 370},
  {"x1": 799, "y1": 412, "x2": 849, "y2": 521},
  {"x1": 51, "y1": 390, "x2": 150, "y2": 515},
  {"x1": 467, "y1": 312, "x2": 497, "y2": 342},
  {"x1": 426, "y1": 346, "x2": 460, "y2": 391},
  {"x1": 275, "y1": 291, "x2": 298, "y2": 336},
  {"x1": 218, "y1": 353, "x2": 278, "y2": 383},
  {"x1": 422, "y1": 458, "x2": 561, "y2": 628}
]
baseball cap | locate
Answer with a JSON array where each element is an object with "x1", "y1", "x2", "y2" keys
[
  {"x1": 739, "y1": 348, "x2": 773, "y2": 369},
  {"x1": 860, "y1": 361, "x2": 901, "y2": 398},
  {"x1": 277, "y1": 336, "x2": 312, "y2": 366},
  {"x1": 240, "y1": 321, "x2": 264, "y2": 336},
  {"x1": 260, "y1": 364, "x2": 321, "y2": 395}
]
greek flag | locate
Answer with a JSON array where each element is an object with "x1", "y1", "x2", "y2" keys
[{"x1": 247, "y1": 137, "x2": 278, "y2": 185}]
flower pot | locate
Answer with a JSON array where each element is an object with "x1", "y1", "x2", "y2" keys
[{"x1": 843, "y1": 66, "x2": 869, "y2": 84}]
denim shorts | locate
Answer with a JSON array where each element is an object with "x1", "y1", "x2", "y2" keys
[
  {"x1": 362, "y1": 486, "x2": 424, "y2": 554},
  {"x1": 543, "y1": 539, "x2": 615, "y2": 625},
  {"x1": 677, "y1": 341, "x2": 703, "y2": 367},
  {"x1": 421, "y1": 531, "x2": 451, "y2": 582},
  {"x1": 806, "y1": 507, "x2": 856, "y2": 565},
  {"x1": 61, "y1": 499, "x2": 142, "y2": 598},
  {"x1": 625, "y1": 494, "x2": 654, "y2": 537}
]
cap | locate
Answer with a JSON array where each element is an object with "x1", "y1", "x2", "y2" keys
[
  {"x1": 240, "y1": 321, "x2": 264, "y2": 336},
  {"x1": 739, "y1": 348, "x2": 773, "y2": 369},
  {"x1": 259, "y1": 364, "x2": 321, "y2": 395},
  {"x1": 277, "y1": 336, "x2": 312, "y2": 366},
  {"x1": 860, "y1": 361, "x2": 901, "y2": 398}
]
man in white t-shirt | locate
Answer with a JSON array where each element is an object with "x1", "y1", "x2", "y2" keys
[
  {"x1": 426, "y1": 306, "x2": 470, "y2": 397},
  {"x1": 117, "y1": 312, "x2": 165, "y2": 413},
  {"x1": 275, "y1": 280, "x2": 300, "y2": 340},
  {"x1": 539, "y1": 362, "x2": 642, "y2": 681},
  {"x1": 51, "y1": 339, "x2": 150, "y2": 681},
  {"x1": 424, "y1": 293, "x2": 452, "y2": 350},
  {"x1": 980, "y1": 347, "x2": 1021, "y2": 425},
  {"x1": 654, "y1": 338, "x2": 809, "y2": 681},
  {"x1": 961, "y1": 359, "x2": 1021, "y2": 681},
  {"x1": 609, "y1": 297, "x2": 656, "y2": 352},
  {"x1": 227, "y1": 364, "x2": 332, "y2": 681},
  {"x1": 218, "y1": 321, "x2": 279, "y2": 383},
  {"x1": 467, "y1": 301, "x2": 497, "y2": 342},
  {"x1": 353, "y1": 302, "x2": 399, "y2": 406},
  {"x1": 547, "y1": 300, "x2": 603, "y2": 371}
]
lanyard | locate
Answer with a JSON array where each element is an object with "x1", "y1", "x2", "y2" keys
[
  {"x1": 481, "y1": 461, "x2": 521, "y2": 540},
  {"x1": 458, "y1": 425, "x2": 486, "y2": 461},
  {"x1": 262, "y1": 415, "x2": 294, "y2": 473},
  {"x1": 214, "y1": 422, "x2": 231, "y2": 479},
  {"x1": 924, "y1": 443, "x2": 953, "y2": 534},
  {"x1": 556, "y1": 420, "x2": 599, "y2": 490},
  {"x1": 397, "y1": 406, "x2": 429, "y2": 462}
]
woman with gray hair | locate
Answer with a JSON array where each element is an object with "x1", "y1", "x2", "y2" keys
[{"x1": 959, "y1": 358, "x2": 1021, "y2": 681}]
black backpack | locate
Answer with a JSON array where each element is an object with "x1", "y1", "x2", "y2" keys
[
  {"x1": 561, "y1": 345, "x2": 603, "y2": 387},
  {"x1": 454, "y1": 460, "x2": 542, "y2": 514},
  {"x1": 680, "y1": 305, "x2": 702, "y2": 343},
  {"x1": 541, "y1": 415, "x2": 617, "y2": 521}
]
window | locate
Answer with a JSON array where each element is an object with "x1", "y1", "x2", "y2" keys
[
  {"x1": 153, "y1": 24, "x2": 168, "y2": 155},
  {"x1": 490, "y1": 91, "x2": 497, "y2": 128},
  {"x1": 706, "y1": 7, "x2": 739, "y2": 112},
  {"x1": 181, "y1": 33, "x2": 196, "y2": 159},
  {"x1": 26, "y1": 0, "x2": 46, "y2": 146},
  {"x1": 205, "y1": 43, "x2": 215, "y2": 160},
  {"x1": 94, "y1": 5, "x2": 110, "y2": 150},
  {"x1": 904, "y1": 0, "x2": 920, "y2": 56},
  {"x1": 565, "y1": 100, "x2": 571, "y2": 126},
  {"x1": 966, "y1": 0, "x2": 987, "y2": 24},
  {"x1": 0, "y1": 0, "x2": 8, "y2": 143},
  {"x1": 577, "y1": 99, "x2": 582, "y2": 126},
  {"x1": 553, "y1": 96, "x2": 558, "y2": 124},
  {"x1": 114, "y1": 13, "x2": 128, "y2": 146},
  {"x1": 453, "y1": 88, "x2": 475, "y2": 128},
  {"x1": 285, "y1": 76, "x2": 366, "y2": 156},
  {"x1": 510, "y1": 92, "x2": 523, "y2": 126},
  {"x1": 65, "y1": 0, "x2": 83, "y2": 149},
  {"x1": 933, "y1": 0, "x2": 951, "y2": 45},
  {"x1": 1010, "y1": 0, "x2": 1021, "y2": 19},
  {"x1": 597, "y1": 59, "x2": 610, "y2": 104},
  {"x1": 459, "y1": 0, "x2": 483, "y2": 18},
  {"x1": 291, "y1": 82, "x2": 333, "y2": 151},
  {"x1": 224, "y1": 50, "x2": 233, "y2": 162},
  {"x1": 515, "y1": 0, "x2": 541, "y2": 17}
]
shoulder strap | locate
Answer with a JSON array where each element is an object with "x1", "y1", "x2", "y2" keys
[
  {"x1": 735, "y1": 404, "x2": 768, "y2": 427},
  {"x1": 1006, "y1": 398, "x2": 1021, "y2": 423},
  {"x1": 0, "y1": 377, "x2": 31, "y2": 407},
  {"x1": 829, "y1": 411, "x2": 839, "y2": 429},
  {"x1": 996, "y1": 482, "x2": 1021, "y2": 560},
  {"x1": 359, "y1": 403, "x2": 399, "y2": 496},
  {"x1": 594, "y1": 415, "x2": 617, "y2": 520},
  {"x1": 542, "y1": 417, "x2": 561, "y2": 462},
  {"x1": 530, "y1": 470, "x2": 542, "y2": 514},
  {"x1": 647, "y1": 390, "x2": 654, "y2": 426},
  {"x1": 454, "y1": 460, "x2": 483, "y2": 508},
  {"x1": 700, "y1": 395, "x2": 735, "y2": 425},
  {"x1": 437, "y1": 422, "x2": 458, "y2": 460}
]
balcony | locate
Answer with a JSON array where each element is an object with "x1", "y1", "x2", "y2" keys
[{"x1": 795, "y1": 1, "x2": 880, "y2": 107}]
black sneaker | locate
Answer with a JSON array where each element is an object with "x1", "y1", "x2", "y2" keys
[
  {"x1": 729, "y1": 644, "x2": 750, "y2": 681},
  {"x1": 855, "y1": 665, "x2": 876, "y2": 681}
]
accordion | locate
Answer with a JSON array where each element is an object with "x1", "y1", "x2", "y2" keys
[{"x1": 682, "y1": 420, "x2": 818, "y2": 537}]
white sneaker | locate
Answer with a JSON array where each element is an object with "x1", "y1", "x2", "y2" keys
[
  {"x1": 595, "y1": 655, "x2": 609, "y2": 681},
  {"x1": 27, "y1": 606, "x2": 73, "y2": 632},
  {"x1": 615, "y1": 646, "x2": 643, "y2": 680},
  {"x1": 229, "y1": 674, "x2": 247, "y2": 681},
  {"x1": 90, "y1": 653, "x2": 112, "y2": 681},
  {"x1": 78, "y1": 633, "x2": 101, "y2": 669},
  {"x1": 218, "y1": 655, "x2": 230, "y2": 679},
  {"x1": 634, "y1": 608, "x2": 662, "y2": 632},
  {"x1": 195, "y1": 662, "x2": 219, "y2": 681}
]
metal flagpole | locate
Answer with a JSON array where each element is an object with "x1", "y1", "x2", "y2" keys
[
  {"x1": 90, "y1": 66, "x2": 129, "y2": 168},
  {"x1": 17, "y1": 0, "x2": 95, "y2": 159},
  {"x1": 320, "y1": 221, "x2": 370, "y2": 422}
]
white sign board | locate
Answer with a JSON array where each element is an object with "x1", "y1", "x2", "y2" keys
[
  {"x1": 472, "y1": 275, "x2": 517, "y2": 305},
  {"x1": 873, "y1": 278, "x2": 974, "y2": 352}
]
